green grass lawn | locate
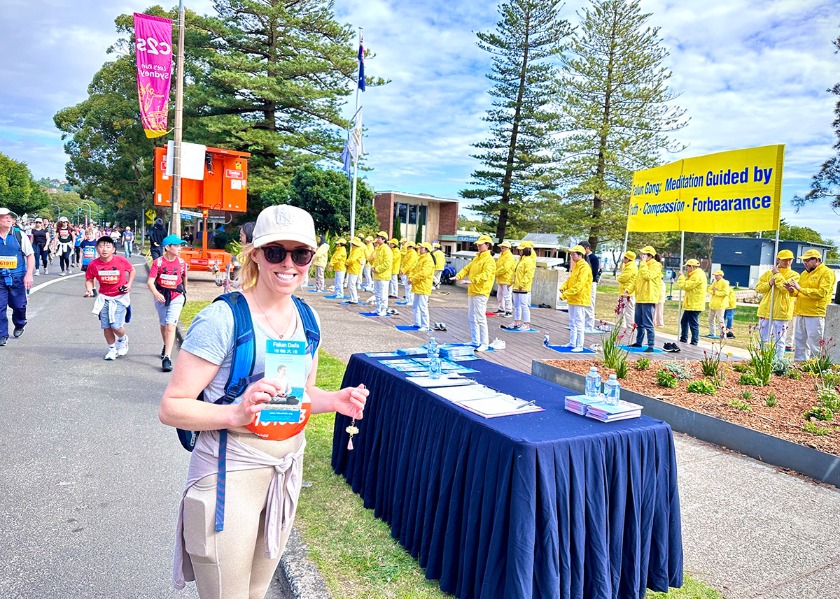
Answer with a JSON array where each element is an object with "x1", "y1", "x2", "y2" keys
[{"x1": 180, "y1": 299, "x2": 722, "y2": 597}]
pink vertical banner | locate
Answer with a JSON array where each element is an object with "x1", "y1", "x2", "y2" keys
[{"x1": 133, "y1": 13, "x2": 173, "y2": 138}]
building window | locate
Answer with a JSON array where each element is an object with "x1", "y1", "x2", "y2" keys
[
  {"x1": 408, "y1": 204, "x2": 418, "y2": 225},
  {"x1": 397, "y1": 203, "x2": 407, "y2": 224}
]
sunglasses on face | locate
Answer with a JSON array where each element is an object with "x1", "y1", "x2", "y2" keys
[{"x1": 262, "y1": 245, "x2": 315, "y2": 266}]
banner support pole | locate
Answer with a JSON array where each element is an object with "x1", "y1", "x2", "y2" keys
[{"x1": 677, "y1": 230, "x2": 685, "y2": 341}]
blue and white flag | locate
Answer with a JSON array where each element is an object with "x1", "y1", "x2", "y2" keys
[{"x1": 357, "y1": 35, "x2": 366, "y2": 91}]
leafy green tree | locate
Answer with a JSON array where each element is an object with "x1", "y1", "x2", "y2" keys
[
  {"x1": 550, "y1": 0, "x2": 687, "y2": 251},
  {"x1": 0, "y1": 152, "x2": 49, "y2": 215},
  {"x1": 277, "y1": 164, "x2": 376, "y2": 236},
  {"x1": 461, "y1": 0, "x2": 571, "y2": 241},
  {"x1": 793, "y1": 31, "x2": 840, "y2": 211}
]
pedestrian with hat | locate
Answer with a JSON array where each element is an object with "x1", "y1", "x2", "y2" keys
[
  {"x1": 362, "y1": 235, "x2": 375, "y2": 291},
  {"x1": 389, "y1": 239, "x2": 401, "y2": 299},
  {"x1": 372, "y1": 231, "x2": 392, "y2": 316},
  {"x1": 329, "y1": 237, "x2": 347, "y2": 298},
  {"x1": 149, "y1": 217, "x2": 167, "y2": 260},
  {"x1": 494, "y1": 240, "x2": 515, "y2": 316},
  {"x1": 755, "y1": 249, "x2": 798, "y2": 359},
  {"x1": 401, "y1": 241, "x2": 418, "y2": 305},
  {"x1": 558, "y1": 245, "x2": 593, "y2": 352},
  {"x1": 579, "y1": 240, "x2": 600, "y2": 331},
  {"x1": 675, "y1": 259, "x2": 707, "y2": 347},
  {"x1": 455, "y1": 234, "x2": 497, "y2": 351},
  {"x1": 410, "y1": 242, "x2": 435, "y2": 331},
  {"x1": 432, "y1": 242, "x2": 446, "y2": 289},
  {"x1": 0, "y1": 207, "x2": 35, "y2": 346},
  {"x1": 503, "y1": 240, "x2": 537, "y2": 331},
  {"x1": 345, "y1": 237, "x2": 365, "y2": 304},
  {"x1": 311, "y1": 236, "x2": 329, "y2": 292},
  {"x1": 787, "y1": 249, "x2": 836, "y2": 361},
  {"x1": 84, "y1": 235, "x2": 136, "y2": 360},
  {"x1": 148, "y1": 234, "x2": 189, "y2": 371},
  {"x1": 617, "y1": 251, "x2": 638, "y2": 334},
  {"x1": 630, "y1": 246, "x2": 663, "y2": 352},
  {"x1": 707, "y1": 269, "x2": 731, "y2": 337},
  {"x1": 53, "y1": 216, "x2": 74, "y2": 276}
]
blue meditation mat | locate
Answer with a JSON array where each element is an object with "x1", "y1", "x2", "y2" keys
[
  {"x1": 306, "y1": 289, "x2": 322, "y2": 293},
  {"x1": 618, "y1": 345, "x2": 665, "y2": 354},
  {"x1": 499, "y1": 326, "x2": 539, "y2": 333},
  {"x1": 564, "y1": 326, "x2": 610, "y2": 334},
  {"x1": 544, "y1": 343, "x2": 595, "y2": 354},
  {"x1": 702, "y1": 334, "x2": 721, "y2": 339},
  {"x1": 360, "y1": 311, "x2": 382, "y2": 317},
  {"x1": 395, "y1": 325, "x2": 421, "y2": 331},
  {"x1": 324, "y1": 294, "x2": 346, "y2": 299}
]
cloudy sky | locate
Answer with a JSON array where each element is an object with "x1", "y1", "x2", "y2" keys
[{"x1": 2, "y1": 0, "x2": 838, "y2": 244}]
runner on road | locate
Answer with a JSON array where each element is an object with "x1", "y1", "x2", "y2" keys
[
  {"x1": 0, "y1": 207, "x2": 35, "y2": 346},
  {"x1": 148, "y1": 235, "x2": 189, "y2": 372},
  {"x1": 84, "y1": 236, "x2": 136, "y2": 360}
]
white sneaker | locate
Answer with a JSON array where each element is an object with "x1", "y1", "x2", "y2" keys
[
  {"x1": 115, "y1": 335, "x2": 129, "y2": 356},
  {"x1": 377, "y1": 312, "x2": 387, "y2": 317},
  {"x1": 571, "y1": 347, "x2": 584, "y2": 353},
  {"x1": 475, "y1": 344, "x2": 489, "y2": 352},
  {"x1": 417, "y1": 327, "x2": 430, "y2": 332},
  {"x1": 561, "y1": 342, "x2": 575, "y2": 348},
  {"x1": 489, "y1": 339, "x2": 506, "y2": 350},
  {"x1": 104, "y1": 347, "x2": 118, "y2": 360},
  {"x1": 517, "y1": 324, "x2": 530, "y2": 331},
  {"x1": 34, "y1": 269, "x2": 40, "y2": 276}
]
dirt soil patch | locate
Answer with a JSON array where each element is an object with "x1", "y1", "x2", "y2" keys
[{"x1": 543, "y1": 358, "x2": 840, "y2": 457}]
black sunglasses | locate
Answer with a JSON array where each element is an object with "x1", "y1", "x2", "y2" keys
[{"x1": 262, "y1": 245, "x2": 315, "y2": 266}]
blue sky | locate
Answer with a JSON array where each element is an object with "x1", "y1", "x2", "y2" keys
[{"x1": 1, "y1": 0, "x2": 838, "y2": 244}]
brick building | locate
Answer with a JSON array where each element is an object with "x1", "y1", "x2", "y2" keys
[{"x1": 374, "y1": 191, "x2": 458, "y2": 244}]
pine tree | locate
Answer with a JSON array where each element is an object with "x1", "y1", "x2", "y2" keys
[
  {"x1": 460, "y1": 0, "x2": 571, "y2": 241},
  {"x1": 793, "y1": 32, "x2": 840, "y2": 210},
  {"x1": 550, "y1": 0, "x2": 687, "y2": 250}
]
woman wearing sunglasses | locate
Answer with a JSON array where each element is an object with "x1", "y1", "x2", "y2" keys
[{"x1": 159, "y1": 204, "x2": 368, "y2": 598}]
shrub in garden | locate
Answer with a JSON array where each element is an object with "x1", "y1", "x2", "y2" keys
[
  {"x1": 815, "y1": 385, "x2": 840, "y2": 412},
  {"x1": 729, "y1": 399, "x2": 752, "y2": 412},
  {"x1": 662, "y1": 360, "x2": 692, "y2": 381},
  {"x1": 804, "y1": 406, "x2": 833, "y2": 421},
  {"x1": 746, "y1": 326, "x2": 774, "y2": 386},
  {"x1": 739, "y1": 372, "x2": 762, "y2": 386},
  {"x1": 765, "y1": 393, "x2": 777, "y2": 408},
  {"x1": 687, "y1": 379, "x2": 716, "y2": 395},
  {"x1": 772, "y1": 356, "x2": 794, "y2": 376},
  {"x1": 656, "y1": 369, "x2": 678, "y2": 388},
  {"x1": 740, "y1": 390, "x2": 752, "y2": 400},
  {"x1": 635, "y1": 357, "x2": 651, "y2": 371},
  {"x1": 803, "y1": 422, "x2": 831, "y2": 436}
]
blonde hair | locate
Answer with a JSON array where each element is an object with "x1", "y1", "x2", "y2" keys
[{"x1": 236, "y1": 243, "x2": 259, "y2": 290}]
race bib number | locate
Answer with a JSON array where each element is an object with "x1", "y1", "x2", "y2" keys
[
  {"x1": 158, "y1": 273, "x2": 178, "y2": 289},
  {"x1": 99, "y1": 268, "x2": 121, "y2": 285},
  {"x1": 83, "y1": 247, "x2": 96, "y2": 260},
  {"x1": 0, "y1": 256, "x2": 18, "y2": 269}
]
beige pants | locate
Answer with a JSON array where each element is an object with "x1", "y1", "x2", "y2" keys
[
  {"x1": 184, "y1": 433, "x2": 304, "y2": 599},
  {"x1": 708, "y1": 308, "x2": 725, "y2": 335}
]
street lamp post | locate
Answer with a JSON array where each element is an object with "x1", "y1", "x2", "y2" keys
[{"x1": 51, "y1": 204, "x2": 62, "y2": 220}]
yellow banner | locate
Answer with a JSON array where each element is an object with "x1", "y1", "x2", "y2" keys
[{"x1": 627, "y1": 144, "x2": 784, "y2": 233}]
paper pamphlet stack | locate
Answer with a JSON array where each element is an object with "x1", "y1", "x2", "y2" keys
[
  {"x1": 564, "y1": 394, "x2": 642, "y2": 422},
  {"x1": 439, "y1": 344, "x2": 476, "y2": 359},
  {"x1": 430, "y1": 384, "x2": 542, "y2": 417},
  {"x1": 396, "y1": 346, "x2": 428, "y2": 356}
]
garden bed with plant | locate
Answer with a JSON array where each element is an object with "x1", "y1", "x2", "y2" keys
[{"x1": 544, "y1": 326, "x2": 840, "y2": 457}]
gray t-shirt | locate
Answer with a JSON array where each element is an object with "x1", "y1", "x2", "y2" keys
[{"x1": 182, "y1": 299, "x2": 319, "y2": 404}]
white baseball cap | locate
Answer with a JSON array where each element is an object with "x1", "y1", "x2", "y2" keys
[
  {"x1": 252, "y1": 204, "x2": 317, "y2": 249},
  {"x1": 0, "y1": 208, "x2": 11, "y2": 216}
]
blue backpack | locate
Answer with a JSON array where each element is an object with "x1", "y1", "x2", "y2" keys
[{"x1": 176, "y1": 291, "x2": 320, "y2": 531}]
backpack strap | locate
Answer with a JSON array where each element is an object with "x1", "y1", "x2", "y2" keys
[{"x1": 292, "y1": 295, "x2": 320, "y2": 358}]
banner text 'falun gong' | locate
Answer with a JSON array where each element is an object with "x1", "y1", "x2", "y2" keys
[{"x1": 627, "y1": 144, "x2": 784, "y2": 234}]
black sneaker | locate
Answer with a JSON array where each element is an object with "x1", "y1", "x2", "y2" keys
[
  {"x1": 726, "y1": 332, "x2": 735, "y2": 339},
  {"x1": 13, "y1": 326, "x2": 24, "y2": 338},
  {"x1": 644, "y1": 346, "x2": 655, "y2": 352},
  {"x1": 629, "y1": 343, "x2": 643, "y2": 348},
  {"x1": 160, "y1": 345, "x2": 166, "y2": 359},
  {"x1": 162, "y1": 356, "x2": 173, "y2": 372}
]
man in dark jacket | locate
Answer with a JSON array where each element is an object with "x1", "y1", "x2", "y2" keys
[
  {"x1": 580, "y1": 240, "x2": 600, "y2": 331},
  {"x1": 148, "y1": 218, "x2": 167, "y2": 260}
]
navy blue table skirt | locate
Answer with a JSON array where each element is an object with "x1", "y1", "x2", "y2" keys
[{"x1": 332, "y1": 354, "x2": 683, "y2": 598}]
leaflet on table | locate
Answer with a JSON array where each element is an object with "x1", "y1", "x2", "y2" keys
[
  {"x1": 390, "y1": 363, "x2": 428, "y2": 373},
  {"x1": 458, "y1": 394, "x2": 543, "y2": 418},
  {"x1": 260, "y1": 340, "x2": 306, "y2": 423},
  {"x1": 405, "y1": 375, "x2": 478, "y2": 388},
  {"x1": 564, "y1": 393, "x2": 609, "y2": 415},
  {"x1": 396, "y1": 346, "x2": 428, "y2": 356},
  {"x1": 586, "y1": 400, "x2": 643, "y2": 422},
  {"x1": 366, "y1": 351, "x2": 402, "y2": 358}
]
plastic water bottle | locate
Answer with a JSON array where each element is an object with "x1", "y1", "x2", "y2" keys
[
  {"x1": 585, "y1": 366, "x2": 601, "y2": 399},
  {"x1": 604, "y1": 374, "x2": 621, "y2": 406},
  {"x1": 428, "y1": 337, "x2": 441, "y2": 379}
]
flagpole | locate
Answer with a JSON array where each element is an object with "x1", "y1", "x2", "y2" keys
[
  {"x1": 170, "y1": 0, "x2": 185, "y2": 237},
  {"x1": 349, "y1": 28, "x2": 363, "y2": 240}
]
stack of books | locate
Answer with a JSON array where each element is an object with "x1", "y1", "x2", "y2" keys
[
  {"x1": 564, "y1": 394, "x2": 643, "y2": 422},
  {"x1": 440, "y1": 344, "x2": 476, "y2": 359},
  {"x1": 564, "y1": 394, "x2": 607, "y2": 415},
  {"x1": 396, "y1": 346, "x2": 428, "y2": 356}
]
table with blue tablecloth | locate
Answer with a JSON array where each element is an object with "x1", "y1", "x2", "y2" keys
[{"x1": 331, "y1": 354, "x2": 683, "y2": 598}]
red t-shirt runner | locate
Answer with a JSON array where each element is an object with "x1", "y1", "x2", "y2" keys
[
  {"x1": 149, "y1": 256, "x2": 186, "y2": 300},
  {"x1": 85, "y1": 255, "x2": 134, "y2": 296}
]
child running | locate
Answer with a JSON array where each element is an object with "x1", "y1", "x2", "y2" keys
[
  {"x1": 147, "y1": 235, "x2": 189, "y2": 372},
  {"x1": 84, "y1": 236, "x2": 136, "y2": 360}
]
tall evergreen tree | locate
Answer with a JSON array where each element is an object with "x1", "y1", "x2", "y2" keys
[
  {"x1": 550, "y1": 0, "x2": 687, "y2": 250},
  {"x1": 793, "y1": 31, "x2": 840, "y2": 211},
  {"x1": 461, "y1": 0, "x2": 571, "y2": 241}
]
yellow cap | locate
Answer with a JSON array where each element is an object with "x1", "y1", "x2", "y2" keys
[
  {"x1": 389, "y1": 238, "x2": 398, "y2": 245},
  {"x1": 776, "y1": 249, "x2": 794, "y2": 259},
  {"x1": 377, "y1": 231, "x2": 388, "y2": 239},
  {"x1": 351, "y1": 237, "x2": 364, "y2": 247},
  {"x1": 399, "y1": 238, "x2": 407, "y2": 243},
  {"x1": 433, "y1": 242, "x2": 441, "y2": 248},
  {"x1": 801, "y1": 249, "x2": 822, "y2": 260},
  {"x1": 420, "y1": 242, "x2": 433, "y2": 252},
  {"x1": 639, "y1": 245, "x2": 656, "y2": 256},
  {"x1": 476, "y1": 234, "x2": 493, "y2": 245},
  {"x1": 335, "y1": 237, "x2": 346, "y2": 244},
  {"x1": 405, "y1": 241, "x2": 415, "y2": 248},
  {"x1": 365, "y1": 236, "x2": 373, "y2": 242},
  {"x1": 624, "y1": 251, "x2": 636, "y2": 260},
  {"x1": 684, "y1": 258, "x2": 700, "y2": 267},
  {"x1": 568, "y1": 245, "x2": 586, "y2": 254},
  {"x1": 713, "y1": 269, "x2": 724, "y2": 276},
  {"x1": 499, "y1": 240, "x2": 512, "y2": 248},
  {"x1": 518, "y1": 241, "x2": 534, "y2": 249}
]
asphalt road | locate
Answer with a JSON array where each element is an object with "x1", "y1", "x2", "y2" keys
[{"x1": 0, "y1": 262, "x2": 199, "y2": 598}]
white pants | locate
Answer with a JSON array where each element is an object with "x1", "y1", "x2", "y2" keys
[
  {"x1": 785, "y1": 316, "x2": 797, "y2": 347},
  {"x1": 346, "y1": 273, "x2": 359, "y2": 303},
  {"x1": 389, "y1": 274, "x2": 398, "y2": 297},
  {"x1": 334, "y1": 271, "x2": 345, "y2": 296},
  {"x1": 584, "y1": 282, "x2": 597, "y2": 329},
  {"x1": 512, "y1": 291, "x2": 531, "y2": 325},
  {"x1": 402, "y1": 274, "x2": 413, "y2": 304},
  {"x1": 709, "y1": 308, "x2": 725, "y2": 336},
  {"x1": 363, "y1": 265, "x2": 372, "y2": 289},
  {"x1": 569, "y1": 304, "x2": 586, "y2": 349},
  {"x1": 433, "y1": 270, "x2": 442, "y2": 287},
  {"x1": 794, "y1": 316, "x2": 825, "y2": 361},
  {"x1": 496, "y1": 283, "x2": 512, "y2": 312},
  {"x1": 758, "y1": 317, "x2": 789, "y2": 360},
  {"x1": 413, "y1": 294, "x2": 429, "y2": 329},
  {"x1": 315, "y1": 266, "x2": 325, "y2": 291},
  {"x1": 467, "y1": 295, "x2": 489, "y2": 346},
  {"x1": 621, "y1": 296, "x2": 636, "y2": 330},
  {"x1": 374, "y1": 280, "x2": 389, "y2": 315}
]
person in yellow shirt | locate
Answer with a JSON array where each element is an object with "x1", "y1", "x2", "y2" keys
[
  {"x1": 410, "y1": 242, "x2": 435, "y2": 331},
  {"x1": 724, "y1": 286, "x2": 737, "y2": 339},
  {"x1": 399, "y1": 241, "x2": 418, "y2": 305},
  {"x1": 389, "y1": 239, "x2": 401, "y2": 299},
  {"x1": 787, "y1": 249, "x2": 836, "y2": 361},
  {"x1": 675, "y1": 259, "x2": 707, "y2": 347},
  {"x1": 345, "y1": 237, "x2": 366, "y2": 304},
  {"x1": 630, "y1": 246, "x2": 663, "y2": 351},
  {"x1": 494, "y1": 240, "x2": 515, "y2": 316},
  {"x1": 432, "y1": 242, "x2": 446, "y2": 289},
  {"x1": 755, "y1": 249, "x2": 799, "y2": 358},
  {"x1": 329, "y1": 238, "x2": 347, "y2": 298},
  {"x1": 503, "y1": 241, "x2": 537, "y2": 331},
  {"x1": 372, "y1": 232, "x2": 393, "y2": 317},
  {"x1": 558, "y1": 245, "x2": 593, "y2": 352},
  {"x1": 455, "y1": 235, "x2": 497, "y2": 351},
  {"x1": 311, "y1": 236, "x2": 329, "y2": 292},
  {"x1": 707, "y1": 269, "x2": 730, "y2": 337},
  {"x1": 363, "y1": 236, "x2": 375, "y2": 291},
  {"x1": 616, "y1": 251, "x2": 638, "y2": 334}
]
